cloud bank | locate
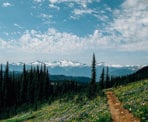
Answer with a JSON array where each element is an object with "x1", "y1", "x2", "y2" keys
[{"x1": 0, "y1": 0, "x2": 147, "y2": 63}]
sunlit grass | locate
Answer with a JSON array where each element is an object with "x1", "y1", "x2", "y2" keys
[
  {"x1": 1, "y1": 94, "x2": 111, "y2": 122},
  {"x1": 113, "y1": 79, "x2": 148, "y2": 122}
]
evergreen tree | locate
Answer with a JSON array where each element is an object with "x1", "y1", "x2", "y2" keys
[
  {"x1": 10, "y1": 71, "x2": 16, "y2": 108},
  {"x1": 45, "y1": 69, "x2": 50, "y2": 100},
  {"x1": 106, "y1": 67, "x2": 110, "y2": 88},
  {"x1": 20, "y1": 64, "x2": 27, "y2": 104},
  {"x1": 33, "y1": 66, "x2": 39, "y2": 110},
  {"x1": 88, "y1": 53, "x2": 96, "y2": 98},
  {"x1": 0, "y1": 64, "x2": 2, "y2": 82},
  {"x1": 39, "y1": 65, "x2": 43, "y2": 100},
  {"x1": 3, "y1": 62, "x2": 10, "y2": 109},
  {"x1": 28, "y1": 66, "x2": 34, "y2": 104},
  {"x1": 42, "y1": 64, "x2": 47, "y2": 100},
  {"x1": 0, "y1": 64, "x2": 3, "y2": 112},
  {"x1": 99, "y1": 67, "x2": 104, "y2": 89}
]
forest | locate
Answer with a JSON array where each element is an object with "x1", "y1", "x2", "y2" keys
[{"x1": 0, "y1": 54, "x2": 148, "y2": 120}]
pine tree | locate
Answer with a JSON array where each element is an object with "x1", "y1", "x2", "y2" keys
[
  {"x1": 106, "y1": 67, "x2": 110, "y2": 88},
  {"x1": 20, "y1": 64, "x2": 27, "y2": 104},
  {"x1": 0, "y1": 64, "x2": 3, "y2": 112},
  {"x1": 88, "y1": 53, "x2": 96, "y2": 98},
  {"x1": 45, "y1": 69, "x2": 50, "y2": 100},
  {"x1": 27, "y1": 66, "x2": 34, "y2": 104},
  {"x1": 99, "y1": 67, "x2": 105, "y2": 89},
  {"x1": 3, "y1": 62, "x2": 10, "y2": 109},
  {"x1": 0, "y1": 64, "x2": 2, "y2": 82},
  {"x1": 10, "y1": 71, "x2": 16, "y2": 107},
  {"x1": 33, "y1": 66, "x2": 39, "y2": 110},
  {"x1": 42, "y1": 64, "x2": 47, "y2": 100}
]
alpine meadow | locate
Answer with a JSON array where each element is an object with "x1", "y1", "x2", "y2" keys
[{"x1": 0, "y1": 0, "x2": 148, "y2": 122}]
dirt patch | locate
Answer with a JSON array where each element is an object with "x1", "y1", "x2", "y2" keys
[{"x1": 106, "y1": 91, "x2": 140, "y2": 122}]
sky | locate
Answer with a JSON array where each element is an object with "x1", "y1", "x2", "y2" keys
[{"x1": 0, "y1": 0, "x2": 148, "y2": 65}]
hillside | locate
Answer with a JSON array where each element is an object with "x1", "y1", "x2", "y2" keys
[
  {"x1": 1, "y1": 94, "x2": 111, "y2": 122},
  {"x1": 1, "y1": 79, "x2": 148, "y2": 122},
  {"x1": 113, "y1": 79, "x2": 148, "y2": 122},
  {"x1": 50, "y1": 75, "x2": 90, "y2": 83},
  {"x1": 133, "y1": 66, "x2": 148, "y2": 80}
]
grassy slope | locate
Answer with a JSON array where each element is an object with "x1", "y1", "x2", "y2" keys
[
  {"x1": 113, "y1": 79, "x2": 148, "y2": 122},
  {"x1": 1, "y1": 79, "x2": 148, "y2": 122},
  {"x1": 1, "y1": 94, "x2": 111, "y2": 122}
]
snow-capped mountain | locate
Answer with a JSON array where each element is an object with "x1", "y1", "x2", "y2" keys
[
  {"x1": 11, "y1": 62, "x2": 24, "y2": 66},
  {"x1": 27, "y1": 60, "x2": 85, "y2": 67},
  {"x1": 11, "y1": 60, "x2": 83, "y2": 67},
  {"x1": 8, "y1": 60, "x2": 146, "y2": 79},
  {"x1": 11, "y1": 60, "x2": 144, "y2": 69},
  {"x1": 96, "y1": 62, "x2": 144, "y2": 69},
  {"x1": 46, "y1": 60, "x2": 83, "y2": 67}
]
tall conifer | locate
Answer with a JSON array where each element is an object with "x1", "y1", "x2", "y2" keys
[
  {"x1": 88, "y1": 53, "x2": 96, "y2": 98},
  {"x1": 99, "y1": 67, "x2": 105, "y2": 89}
]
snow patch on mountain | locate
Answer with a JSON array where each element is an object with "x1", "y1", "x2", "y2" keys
[
  {"x1": 11, "y1": 60, "x2": 146, "y2": 70},
  {"x1": 26, "y1": 60, "x2": 84, "y2": 67},
  {"x1": 11, "y1": 62, "x2": 24, "y2": 66},
  {"x1": 47, "y1": 60, "x2": 82, "y2": 67}
]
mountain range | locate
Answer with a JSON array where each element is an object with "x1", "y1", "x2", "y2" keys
[{"x1": 5, "y1": 60, "x2": 145, "y2": 81}]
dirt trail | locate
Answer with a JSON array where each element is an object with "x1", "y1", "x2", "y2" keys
[{"x1": 106, "y1": 91, "x2": 140, "y2": 122}]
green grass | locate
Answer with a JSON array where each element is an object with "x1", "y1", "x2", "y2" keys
[
  {"x1": 1, "y1": 94, "x2": 111, "y2": 122},
  {"x1": 2, "y1": 79, "x2": 148, "y2": 122},
  {"x1": 113, "y1": 79, "x2": 148, "y2": 122}
]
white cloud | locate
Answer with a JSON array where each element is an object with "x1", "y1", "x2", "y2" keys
[
  {"x1": 33, "y1": 0, "x2": 44, "y2": 3},
  {"x1": 71, "y1": 4, "x2": 111, "y2": 21},
  {"x1": 71, "y1": 8, "x2": 99, "y2": 19},
  {"x1": 2, "y1": 2, "x2": 12, "y2": 7},
  {"x1": 105, "y1": 0, "x2": 148, "y2": 51},
  {"x1": 49, "y1": 0, "x2": 58, "y2": 4},
  {"x1": 0, "y1": 29, "x2": 110, "y2": 57},
  {"x1": 73, "y1": 9, "x2": 94, "y2": 15},
  {"x1": 49, "y1": 4, "x2": 60, "y2": 10},
  {"x1": 48, "y1": 0, "x2": 99, "y2": 8},
  {"x1": 14, "y1": 23, "x2": 24, "y2": 29},
  {"x1": 40, "y1": 13, "x2": 53, "y2": 19},
  {"x1": 39, "y1": 13, "x2": 53, "y2": 25},
  {"x1": 0, "y1": 24, "x2": 147, "y2": 63}
]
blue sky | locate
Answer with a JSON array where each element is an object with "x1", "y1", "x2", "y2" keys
[{"x1": 0, "y1": 0, "x2": 148, "y2": 65}]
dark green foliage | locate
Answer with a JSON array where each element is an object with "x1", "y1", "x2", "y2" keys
[
  {"x1": 88, "y1": 53, "x2": 97, "y2": 98},
  {"x1": 106, "y1": 67, "x2": 110, "y2": 88},
  {"x1": 99, "y1": 66, "x2": 148, "y2": 89},
  {"x1": 99, "y1": 67, "x2": 110, "y2": 89},
  {"x1": 3, "y1": 62, "x2": 10, "y2": 109},
  {"x1": 20, "y1": 64, "x2": 27, "y2": 104},
  {"x1": 0, "y1": 64, "x2": 3, "y2": 113},
  {"x1": 0, "y1": 63, "x2": 52, "y2": 119},
  {"x1": 0, "y1": 62, "x2": 85, "y2": 119},
  {"x1": 99, "y1": 67, "x2": 104, "y2": 89},
  {"x1": 110, "y1": 66, "x2": 148, "y2": 87}
]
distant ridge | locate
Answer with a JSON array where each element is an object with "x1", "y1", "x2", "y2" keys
[
  {"x1": 10, "y1": 60, "x2": 145, "y2": 68},
  {"x1": 1, "y1": 60, "x2": 145, "y2": 79},
  {"x1": 112, "y1": 65, "x2": 148, "y2": 86},
  {"x1": 135, "y1": 66, "x2": 148, "y2": 74},
  {"x1": 50, "y1": 75, "x2": 90, "y2": 83},
  {"x1": 133, "y1": 66, "x2": 148, "y2": 80}
]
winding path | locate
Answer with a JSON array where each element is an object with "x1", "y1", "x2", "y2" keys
[{"x1": 106, "y1": 91, "x2": 140, "y2": 122}]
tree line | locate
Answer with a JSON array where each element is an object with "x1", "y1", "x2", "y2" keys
[
  {"x1": 0, "y1": 54, "x2": 103, "y2": 119},
  {"x1": 0, "y1": 62, "x2": 81, "y2": 119},
  {"x1": 89, "y1": 53, "x2": 148, "y2": 96},
  {"x1": 98, "y1": 62, "x2": 148, "y2": 89},
  {"x1": 0, "y1": 54, "x2": 147, "y2": 119}
]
